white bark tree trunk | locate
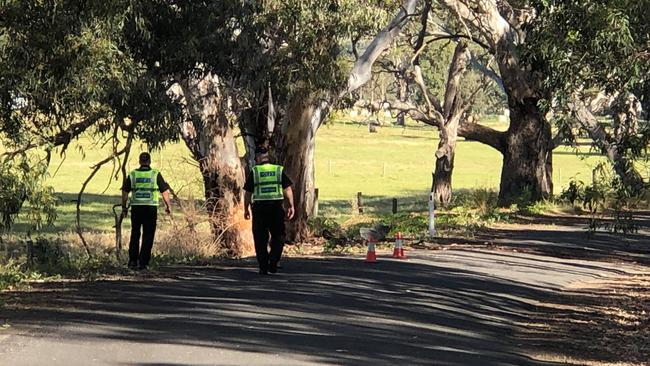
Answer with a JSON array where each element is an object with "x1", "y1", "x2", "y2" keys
[
  {"x1": 570, "y1": 96, "x2": 644, "y2": 190},
  {"x1": 275, "y1": 97, "x2": 328, "y2": 242},
  {"x1": 171, "y1": 73, "x2": 253, "y2": 257},
  {"x1": 345, "y1": 0, "x2": 419, "y2": 95}
]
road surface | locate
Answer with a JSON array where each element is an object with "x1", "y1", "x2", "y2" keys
[{"x1": 2, "y1": 215, "x2": 649, "y2": 365}]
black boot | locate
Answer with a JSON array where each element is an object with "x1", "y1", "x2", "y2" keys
[{"x1": 269, "y1": 261, "x2": 278, "y2": 274}]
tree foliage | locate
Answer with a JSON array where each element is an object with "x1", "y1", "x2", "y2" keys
[
  {"x1": 525, "y1": 0, "x2": 649, "y2": 98},
  {"x1": 0, "y1": 153, "x2": 56, "y2": 233}
]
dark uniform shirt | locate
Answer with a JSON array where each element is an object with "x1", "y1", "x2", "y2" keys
[
  {"x1": 121, "y1": 166, "x2": 171, "y2": 193},
  {"x1": 244, "y1": 168, "x2": 292, "y2": 207}
]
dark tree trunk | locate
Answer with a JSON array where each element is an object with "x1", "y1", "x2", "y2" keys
[
  {"x1": 431, "y1": 124, "x2": 458, "y2": 206},
  {"x1": 431, "y1": 43, "x2": 469, "y2": 207},
  {"x1": 498, "y1": 98, "x2": 553, "y2": 205}
]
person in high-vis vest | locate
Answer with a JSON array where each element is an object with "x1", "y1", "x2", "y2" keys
[
  {"x1": 121, "y1": 152, "x2": 173, "y2": 270},
  {"x1": 244, "y1": 147, "x2": 294, "y2": 275}
]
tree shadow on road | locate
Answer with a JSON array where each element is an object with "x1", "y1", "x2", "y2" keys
[
  {"x1": 1, "y1": 255, "x2": 630, "y2": 366},
  {"x1": 475, "y1": 212, "x2": 650, "y2": 266}
]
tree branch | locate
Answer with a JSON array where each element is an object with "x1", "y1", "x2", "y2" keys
[
  {"x1": 424, "y1": 25, "x2": 504, "y2": 92},
  {"x1": 458, "y1": 122, "x2": 506, "y2": 153},
  {"x1": 443, "y1": 42, "x2": 470, "y2": 119},
  {"x1": 469, "y1": 55, "x2": 505, "y2": 93},
  {"x1": 424, "y1": 31, "x2": 491, "y2": 52},
  {"x1": 411, "y1": 0, "x2": 432, "y2": 65},
  {"x1": 75, "y1": 129, "x2": 134, "y2": 259},
  {"x1": 569, "y1": 95, "x2": 644, "y2": 188},
  {"x1": 438, "y1": 0, "x2": 537, "y2": 100},
  {"x1": 345, "y1": 0, "x2": 419, "y2": 94},
  {"x1": 386, "y1": 99, "x2": 444, "y2": 129},
  {"x1": 1, "y1": 114, "x2": 103, "y2": 159}
]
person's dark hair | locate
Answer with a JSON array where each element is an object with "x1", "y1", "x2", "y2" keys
[
  {"x1": 139, "y1": 152, "x2": 151, "y2": 166},
  {"x1": 255, "y1": 146, "x2": 269, "y2": 156}
]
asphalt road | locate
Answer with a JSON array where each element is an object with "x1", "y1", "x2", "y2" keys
[{"x1": 1, "y1": 236, "x2": 647, "y2": 366}]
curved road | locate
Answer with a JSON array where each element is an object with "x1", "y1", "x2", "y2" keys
[{"x1": 1, "y1": 220, "x2": 649, "y2": 365}]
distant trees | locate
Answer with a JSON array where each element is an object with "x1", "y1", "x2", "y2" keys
[
  {"x1": 0, "y1": 1, "x2": 393, "y2": 253},
  {"x1": 1, "y1": 0, "x2": 647, "y2": 253},
  {"x1": 351, "y1": 0, "x2": 649, "y2": 205}
]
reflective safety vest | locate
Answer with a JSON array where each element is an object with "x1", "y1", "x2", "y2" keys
[
  {"x1": 129, "y1": 169, "x2": 160, "y2": 206},
  {"x1": 252, "y1": 164, "x2": 284, "y2": 202}
]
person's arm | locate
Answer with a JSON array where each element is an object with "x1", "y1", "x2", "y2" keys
[
  {"x1": 283, "y1": 186, "x2": 294, "y2": 220},
  {"x1": 281, "y1": 171, "x2": 294, "y2": 220},
  {"x1": 162, "y1": 190, "x2": 172, "y2": 214},
  {"x1": 243, "y1": 171, "x2": 254, "y2": 220},
  {"x1": 157, "y1": 172, "x2": 172, "y2": 214},
  {"x1": 244, "y1": 191, "x2": 252, "y2": 220}
]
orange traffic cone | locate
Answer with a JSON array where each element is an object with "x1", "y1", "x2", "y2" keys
[
  {"x1": 365, "y1": 235, "x2": 378, "y2": 263},
  {"x1": 392, "y1": 232, "x2": 406, "y2": 259}
]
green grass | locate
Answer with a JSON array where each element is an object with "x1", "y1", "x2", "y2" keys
[
  {"x1": 314, "y1": 119, "x2": 605, "y2": 219},
  {"x1": 13, "y1": 139, "x2": 205, "y2": 233},
  {"x1": 10, "y1": 117, "x2": 606, "y2": 233}
]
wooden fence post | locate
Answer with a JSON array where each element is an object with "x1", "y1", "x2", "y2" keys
[
  {"x1": 312, "y1": 188, "x2": 319, "y2": 218},
  {"x1": 357, "y1": 192, "x2": 363, "y2": 214},
  {"x1": 392, "y1": 198, "x2": 398, "y2": 214}
]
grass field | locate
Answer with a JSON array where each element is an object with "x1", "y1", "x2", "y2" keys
[{"x1": 10, "y1": 118, "x2": 606, "y2": 234}]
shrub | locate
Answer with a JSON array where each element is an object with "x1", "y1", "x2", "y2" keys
[
  {"x1": 387, "y1": 213, "x2": 429, "y2": 237},
  {"x1": 560, "y1": 165, "x2": 648, "y2": 235},
  {"x1": 0, "y1": 154, "x2": 57, "y2": 233},
  {"x1": 0, "y1": 260, "x2": 29, "y2": 290},
  {"x1": 452, "y1": 188, "x2": 499, "y2": 216}
]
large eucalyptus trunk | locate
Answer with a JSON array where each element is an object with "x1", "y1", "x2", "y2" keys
[
  {"x1": 499, "y1": 97, "x2": 553, "y2": 204},
  {"x1": 196, "y1": 133, "x2": 251, "y2": 258},
  {"x1": 436, "y1": 1, "x2": 554, "y2": 205},
  {"x1": 431, "y1": 43, "x2": 469, "y2": 207},
  {"x1": 276, "y1": 98, "x2": 327, "y2": 242},
  {"x1": 175, "y1": 74, "x2": 253, "y2": 257},
  {"x1": 432, "y1": 119, "x2": 459, "y2": 206}
]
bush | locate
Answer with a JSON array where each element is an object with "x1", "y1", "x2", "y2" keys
[
  {"x1": 308, "y1": 217, "x2": 342, "y2": 237},
  {"x1": 0, "y1": 260, "x2": 30, "y2": 290},
  {"x1": 0, "y1": 154, "x2": 57, "y2": 233},
  {"x1": 452, "y1": 188, "x2": 499, "y2": 216},
  {"x1": 0, "y1": 235, "x2": 126, "y2": 290},
  {"x1": 387, "y1": 213, "x2": 429, "y2": 237},
  {"x1": 560, "y1": 166, "x2": 648, "y2": 235},
  {"x1": 523, "y1": 200, "x2": 560, "y2": 215}
]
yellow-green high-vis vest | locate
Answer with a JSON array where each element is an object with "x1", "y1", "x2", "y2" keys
[
  {"x1": 129, "y1": 169, "x2": 160, "y2": 206},
  {"x1": 252, "y1": 164, "x2": 284, "y2": 202}
]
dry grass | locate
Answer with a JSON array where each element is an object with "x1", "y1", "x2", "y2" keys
[
  {"x1": 524, "y1": 275, "x2": 650, "y2": 366},
  {"x1": 151, "y1": 194, "x2": 254, "y2": 259},
  {"x1": 2, "y1": 195, "x2": 253, "y2": 267}
]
